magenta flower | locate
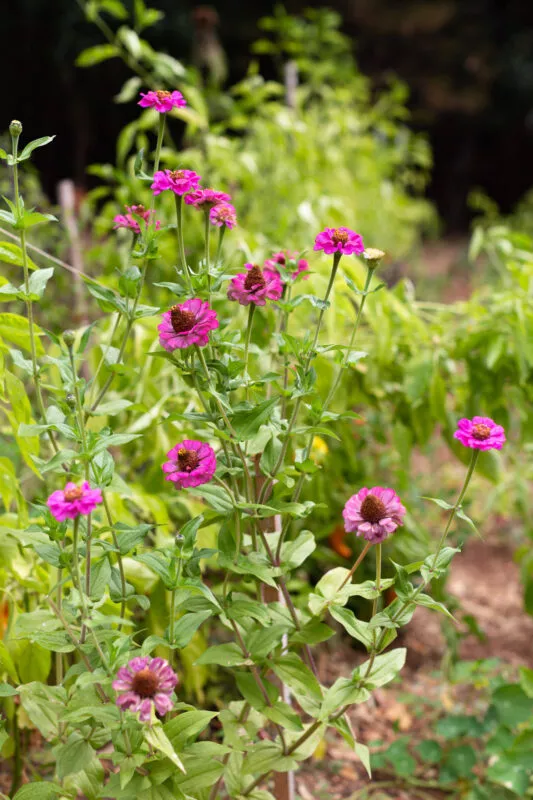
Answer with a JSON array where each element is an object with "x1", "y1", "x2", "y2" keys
[
  {"x1": 158, "y1": 298, "x2": 218, "y2": 351},
  {"x1": 138, "y1": 90, "x2": 186, "y2": 113},
  {"x1": 47, "y1": 481, "x2": 103, "y2": 522},
  {"x1": 314, "y1": 227, "x2": 364, "y2": 256},
  {"x1": 343, "y1": 487, "x2": 406, "y2": 545},
  {"x1": 227, "y1": 263, "x2": 283, "y2": 306},
  {"x1": 113, "y1": 656, "x2": 178, "y2": 722},
  {"x1": 162, "y1": 440, "x2": 217, "y2": 489},
  {"x1": 151, "y1": 169, "x2": 201, "y2": 197},
  {"x1": 185, "y1": 188, "x2": 232, "y2": 210},
  {"x1": 454, "y1": 416, "x2": 506, "y2": 451},
  {"x1": 209, "y1": 203, "x2": 237, "y2": 229},
  {"x1": 113, "y1": 204, "x2": 160, "y2": 234},
  {"x1": 264, "y1": 250, "x2": 310, "y2": 282}
]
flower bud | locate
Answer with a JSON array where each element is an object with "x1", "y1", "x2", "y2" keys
[
  {"x1": 9, "y1": 120, "x2": 23, "y2": 137},
  {"x1": 363, "y1": 248, "x2": 386, "y2": 271},
  {"x1": 63, "y1": 330, "x2": 76, "y2": 347}
]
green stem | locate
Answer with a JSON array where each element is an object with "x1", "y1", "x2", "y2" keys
[
  {"x1": 47, "y1": 596, "x2": 109, "y2": 702},
  {"x1": 323, "y1": 264, "x2": 374, "y2": 409},
  {"x1": 204, "y1": 210, "x2": 211, "y2": 301},
  {"x1": 258, "y1": 252, "x2": 342, "y2": 506},
  {"x1": 175, "y1": 195, "x2": 194, "y2": 293},
  {"x1": 88, "y1": 311, "x2": 121, "y2": 406},
  {"x1": 214, "y1": 225, "x2": 226, "y2": 268},
  {"x1": 11, "y1": 130, "x2": 59, "y2": 455},
  {"x1": 71, "y1": 516, "x2": 90, "y2": 631},
  {"x1": 102, "y1": 492, "x2": 127, "y2": 625},
  {"x1": 169, "y1": 589, "x2": 176, "y2": 647},
  {"x1": 56, "y1": 559, "x2": 64, "y2": 685},
  {"x1": 243, "y1": 304, "x2": 256, "y2": 401},
  {"x1": 89, "y1": 316, "x2": 133, "y2": 414},
  {"x1": 431, "y1": 449, "x2": 479, "y2": 569},
  {"x1": 365, "y1": 543, "x2": 382, "y2": 675},
  {"x1": 88, "y1": 114, "x2": 165, "y2": 416},
  {"x1": 336, "y1": 541, "x2": 372, "y2": 592},
  {"x1": 270, "y1": 262, "x2": 375, "y2": 557},
  {"x1": 370, "y1": 449, "x2": 480, "y2": 661}
]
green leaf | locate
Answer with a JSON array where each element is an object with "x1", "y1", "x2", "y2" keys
[
  {"x1": 195, "y1": 643, "x2": 249, "y2": 667},
  {"x1": 115, "y1": 76, "x2": 142, "y2": 103},
  {"x1": 230, "y1": 397, "x2": 279, "y2": 440},
  {"x1": 491, "y1": 684, "x2": 533, "y2": 727},
  {"x1": 0, "y1": 241, "x2": 38, "y2": 269},
  {"x1": 171, "y1": 610, "x2": 212, "y2": 648},
  {"x1": 320, "y1": 677, "x2": 370, "y2": 718},
  {"x1": 355, "y1": 742, "x2": 371, "y2": 777},
  {"x1": 0, "y1": 641, "x2": 19, "y2": 682},
  {"x1": 361, "y1": 648, "x2": 406, "y2": 688},
  {"x1": 144, "y1": 723, "x2": 186, "y2": 773},
  {"x1": 17, "y1": 137, "x2": 55, "y2": 162},
  {"x1": 13, "y1": 783, "x2": 63, "y2": 800},
  {"x1": 76, "y1": 44, "x2": 118, "y2": 67},
  {"x1": 0, "y1": 313, "x2": 44, "y2": 353},
  {"x1": 19, "y1": 683, "x2": 65, "y2": 738},
  {"x1": 486, "y1": 756, "x2": 530, "y2": 796},
  {"x1": 444, "y1": 744, "x2": 477, "y2": 778},
  {"x1": 414, "y1": 593, "x2": 455, "y2": 620},
  {"x1": 260, "y1": 434, "x2": 282, "y2": 476},
  {"x1": 330, "y1": 605, "x2": 373, "y2": 649},
  {"x1": 435, "y1": 714, "x2": 483, "y2": 739},
  {"x1": 263, "y1": 702, "x2": 303, "y2": 732},
  {"x1": 383, "y1": 739, "x2": 416, "y2": 777},
  {"x1": 519, "y1": 666, "x2": 533, "y2": 698},
  {"x1": 192, "y1": 484, "x2": 234, "y2": 515},
  {"x1": 235, "y1": 672, "x2": 278, "y2": 710},
  {"x1": 134, "y1": 552, "x2": 173, "y2": 588},
  {"x1": 421, "y1": 496, "x2": 454, "y2": 511},
  {"x1": 271, "y1": 653, "x2": 323, "y2": 715},
  {"x1": 416, "y1": 740, "x2": 442, "y2": 763},
  {"x1": 55, "y1": 733, "x2": 95, "y2": 778},
  {"x1": 164, "y1": 710, "x2": 218, "y2": 749},
  {"x1": 91, "y1": 398, "x2": 133, "y2": 416},
  {"x1": 0, "y1": 683, "x2": 18, "y2": 696},
  {"x1": 280, "y1": 530, "x2": 316, "y2": 569}
]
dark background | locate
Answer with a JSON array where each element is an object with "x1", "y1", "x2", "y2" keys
[{"x1": 3, "y1": 0, "x2": 533, "y2": 231}]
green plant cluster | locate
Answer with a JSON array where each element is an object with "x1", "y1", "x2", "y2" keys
[{"x1": 372, "y1": 659, "x2": 533, "y2": 798}]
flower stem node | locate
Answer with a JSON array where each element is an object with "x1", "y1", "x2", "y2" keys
[
  {"x1": 9, "y1": 120, "x2": 23, "y2": 138},
  {"x1": 363, "y1": 248, "x2": 386, "y2": 271}
]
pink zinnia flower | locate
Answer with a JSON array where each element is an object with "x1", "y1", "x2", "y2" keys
[
  {"x1": 209, "y1": 203, "x2": 237, "y2": 229},
  {"x1": 314, "y1": 227, "x2": 364, "y2": 256},
  {"x1": 113, "y1": 204, "x2": 160, "y2": 234},
  {"x1": 185, "y1": 188, "x2": 232, "y2": 210},
  {"x1": 158, "y1": 298, "x2": 218, "y2": 351},
  {"x1": 113, "y1": 656, "x2": 178, "y2": 722},
  {"x1": 138, "y1": 90, "x2": 186, "y2": 113},
  {"x1": 227, "y1": 263, "x2": 283, "y2": 306},
  {"x1": 264, "y1": 250, "x2": 310, "y2": 282},
  {"x1": 343, "y1": 487, "x2": 406, "y2": 545},
  {"x1": 151, "y1": 169, "x2": 201, "y2": 197},
  {"x1": 47, "y1": 481, "x2": 103, "y2": 522},
  {"x1": 454, "y1": 416, "x2": 506, "y2": 451},
  {"x1": 162, "y1": 440, "x2": 217, "y2": 489}
]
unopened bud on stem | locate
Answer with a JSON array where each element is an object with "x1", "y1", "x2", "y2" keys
[
  {"x1": 363, "y1": 248, "x2": 385, "y2": 271},
  {"x1": 9, "y1": 120, "x2": 23, "y2": 138},
  {"x1": 63, "y1": 330, "x2": 76, "y2": 348}
]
